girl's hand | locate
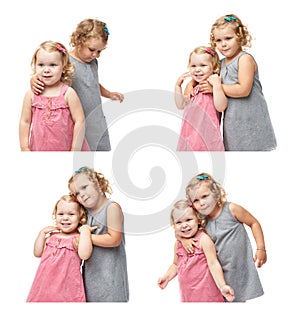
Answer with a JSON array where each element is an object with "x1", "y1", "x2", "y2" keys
[
  {"x1": 30, "y1": 75, "x2": 45, "y2": 95},
  {"x1": 176, "y1": 72, "x2": 191, "y2": 88},
  {"x1": 157, "y1": 277, "x2": 168, "y2": 289},
  {"x1": 207, "y1": 74, "x2": 222, "y2": 87},
  {"x1": 220, "y1": 285, "x2": 235, "y2": 302},
  {"x1": 198, "y1": 80, "x2": 213, "y2": 94},
  {"x1": 41, "y1": 226, "x2": 60, "y2": 235},
  {"x1": 254, "y1": 249, "x2": 267, "y2": 268},
  {"x1": 109, "y1": 92, "x2": 124, "y2": 102},
  {"x1": 180, "y1": 238, "x2": 198, "y2": 254},
  {"x1": 78, "y1": 224, "x2": 98, "y2": 234}
]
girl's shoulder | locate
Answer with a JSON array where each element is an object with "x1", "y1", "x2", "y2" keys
[
  {"x1": 228, "y1": 202, "x2": 249, "y2": 221},
  {"x1": 107, "y1": 200, "x2": 122, "y2": 211},
  {"x1": 238, "y1": 52, "x2": 257, "y2": 69},
  {"x1": 25, "y1": 88, "x2": 34, "y2": 101}
]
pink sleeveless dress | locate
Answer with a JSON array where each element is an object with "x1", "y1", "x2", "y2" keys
[
  {"x1": 29, "y1": 84, "x2": 89, "y2": 151},
  {"x1": 177, "y1": 87, "x2": 224, "y2": 151},
  {"x1": 26, "y1": 234, "x2": 86, "y2": 302},
  {"x1": 176, "y1": 231, "x2": 225, "y2": 302}
]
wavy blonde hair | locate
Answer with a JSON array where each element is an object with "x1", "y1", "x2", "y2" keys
[
  {"x1": 31, "y1": 40, "x2": 74, "y2": 85},
  {"x1": 210, "y1": 14, "x2": 252, "y2": 50},
  {"x1": 70, "y1": 18, "x2": 109, "y2": 48}
]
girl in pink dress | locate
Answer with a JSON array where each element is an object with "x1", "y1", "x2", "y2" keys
[
  {"x1": 175, "y1": 46, "x2": 227, "y2": 151},
  {"x1": 19, "y1": 41, "x2": 89, "y2": 151},
  {"x1": 26, "y1": 195, "x2": 95, "y2": 302},
  {"x1": 157, "y1": 200, "x2": 234, "y2": 302}
]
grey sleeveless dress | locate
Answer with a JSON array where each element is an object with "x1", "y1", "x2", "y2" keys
[
  {"x1": 221, "y1": 52, "x2": 277, "y2": 151},
  {"x1": 205, "y1": 202, "x2": 264, "y2": 302},
  {"x1": 83, "y1": 200, "x2": 129, "y2": 302},
  {"x1": 70, "y1": 56, "x2": 111, "y2": 151}
]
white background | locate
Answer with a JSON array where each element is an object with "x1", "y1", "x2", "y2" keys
[{"x1": 1, "y1": 0, "x2": 299, "y2": 321}]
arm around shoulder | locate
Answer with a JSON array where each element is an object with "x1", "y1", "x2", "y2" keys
[
  {"x1": 222, "y1": 53, "x2": 256, "y2": 98},
  {"x1": 91, "y1": 202, "x2": 124, "y2": 248}
]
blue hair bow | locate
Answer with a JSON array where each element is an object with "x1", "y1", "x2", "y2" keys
[
  {"x1": 104, "y1": 25, "x2": 110, "y2": 35},
  {"x1": 75, "y1": 167, "x2": 88, "y2": 173},
  {"x1": 224, "y1": 16, "x2": 236, "y2": 22},
  {"x1": 197, "y1": 174, "x2": 209, "y2": 181}
]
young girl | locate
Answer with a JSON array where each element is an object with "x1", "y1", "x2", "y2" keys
[
  {"x1": 175, "y1": 46, "x2": 227, "y2": 151},
  {"x1": 27, "y1": 195, "x2": 94, "y2": 302},
  {"x1": 210, "y1": 14, "x2": 277, "y2": 150},
  {"x1": 19, "y1": 41, "x2": 89, "y2": 151},
  {"x1": 184, "y1": 173, "x2": 266, "y2": 301},
  {"x1": 157, "y1": 200, "x2": 234, "y2": 302},
  {"x1": 68, "y1": 166, "x2": 129, "y2": 302},
  {"x1": 32, "y1": 19, "x2": 124, "y2": 151}
]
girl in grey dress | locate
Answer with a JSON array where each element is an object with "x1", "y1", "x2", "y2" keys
[
  {"x1": 210, "y1": 14, "x2": 276, "y2": 151},
  {"x1": 69, "y1": 19, "x2": 124, "y2": 151},
  {"x1": 69, "y1": 166, "x2": 129, "y2": 302},
  {"x1": 184, "y1": 173, "x2": 266, "y2": 302}
]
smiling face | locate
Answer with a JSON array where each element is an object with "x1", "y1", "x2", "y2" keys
[
  {"x1": 172, "y1": 207, "x2": 199, "y2": 239},
  {"x1": 189, "y1": 52, "x2": 214, "y2": 83},
  {"x1": 54, "y1": 200, "x2": 81, "y2": 234},
  {"x1": 35, "y1": 48, "x2": 64, "y2": 86}
]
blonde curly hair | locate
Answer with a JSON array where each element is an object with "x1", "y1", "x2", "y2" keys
[{"x1": 70, "y1": 18, "x2": 109, "y2": 48}]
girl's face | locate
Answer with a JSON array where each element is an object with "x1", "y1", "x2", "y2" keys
[
  {"x1": 35, "y1": 49, "x2": 64, "y2": 86},
  {"x1": 189, "y1": 53, "x2": 214, "y2": 83},
  {"x1": 55, "y1": 200, "x2": 81, "y2": 234},
  {"x1": 188, "y1": 183, "x2": 218, "y2": 217},
  {"x1": 172, "y1": 207, "x2": 199, "y2": 239},
  {"x1": 76, "y1": 37, "x2": 107, "y2": 63},
  {"x1": 69, "y1": 174, "x2": 102, "y2": 212},
  {"x1": 213, "y1": 26, "x2": 241, "y2": 60}
]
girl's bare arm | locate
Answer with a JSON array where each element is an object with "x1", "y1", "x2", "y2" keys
[{"x1": 230, "y1": 203, "x2": 267, "y2": 267}]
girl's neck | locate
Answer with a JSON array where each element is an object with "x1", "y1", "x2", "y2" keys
[
  {"x1": 57, "y1": 230, "x2": 78, "y2": 238},
  {"x1": 69, "y1": 49, "x2": 84, "y2": 63},
  {"x1": 208, "y1": 203, "x2": 223, "y2": 220},
  {"x1": 90, "y1": 196, "x2": 109, "y2": 214},
  {"x1": 224, "y1": 49, "x2": 243, "y2": 65},
  {"x1": 42, "y1": 81, "x2": 63, "y2": 97}
]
